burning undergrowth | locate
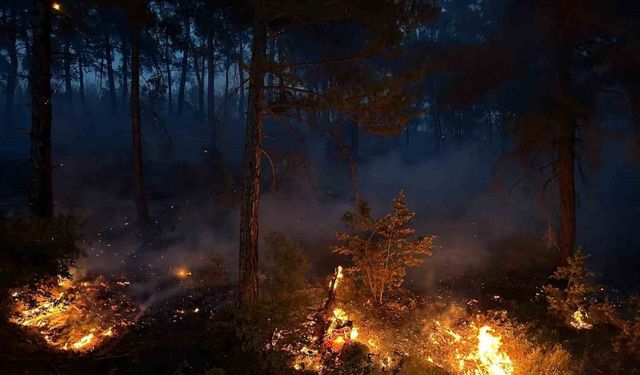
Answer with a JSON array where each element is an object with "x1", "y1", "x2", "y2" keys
[
  {"x1": 265, "y1": 266, "x2": 577, "y2": 375},
  {"x1": 9, "y1": 276, "x2": 138, "y2": 353}
]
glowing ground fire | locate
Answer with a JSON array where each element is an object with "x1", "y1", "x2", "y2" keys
[
  {"x1": 9, "y1": 276, "x2": 137, "y2": 352},
  {"x1": 274, "y1": 266, "x2": 516, "y2": 374},
  {"x1": 428, "y1": 320, "x2": 514, "y2": 375}
]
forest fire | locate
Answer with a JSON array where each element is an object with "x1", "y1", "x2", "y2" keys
[
  {"x1": 284, "y1": 266, "x2": 516, "y2": 374},
  {"x1": 569, "y1": 309, "x2": 592, "y2": 330},
  {"x1": 426, "y1": 319, "x2": 514, "y2": 375},
  {"x1": 473, "y1": 326, "x2": 513, "y2": 375},
  {"x1": 9, "y1": 276, "x2": 138, "y2": 353}
]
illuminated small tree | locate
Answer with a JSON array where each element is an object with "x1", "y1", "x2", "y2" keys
[
  {"x1": 332, "y1": 190, "x2": 434, "y2": 305},
  {"x1": 543, "y1": 249, "x2": 603, "y2": 329}
]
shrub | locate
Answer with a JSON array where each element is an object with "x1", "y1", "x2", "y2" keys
[{"x1": 333, "y1": 190, "x2": 434, "y2": 305}]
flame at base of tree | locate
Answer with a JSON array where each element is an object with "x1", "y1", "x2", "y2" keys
[
  {"x1": 277, "y1": 266, "x2": 516, "y2": 374},
  {"x1": 569, "y1": 309, "x2": 593, "y2": 330},
  {"x1": 9, "y1": 276, "x2": 138, "y2": 352}
]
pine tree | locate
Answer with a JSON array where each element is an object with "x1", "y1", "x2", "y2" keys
[{"x1": 333, "y1": 190, "x2": 434, "y2": 305}]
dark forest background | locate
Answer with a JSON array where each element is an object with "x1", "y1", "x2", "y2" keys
[{"x1": 0, "y1": 0, "x2": 639, "y2": 304}]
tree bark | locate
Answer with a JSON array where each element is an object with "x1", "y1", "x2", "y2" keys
[
  {"x1": 554, "y1": 53, "x2": 578, "y2": 267},
  {"x1": 223, "y1": 58, "x2": 230, "y2": 117},
  {"x1": 131, "y1": 29, "x2": 150, "y2": 225},
  {"x1": 4, "y1": 1, "x2": 17, "y2": 126},
  {"x1": 63, "y1": 38, "x2": 72, "y2": 103},
  {"x1": 206, "y1": 28, "x2": 218, "y2": 157},
  {"x1": 165, "y1": 33, "x2": 172, "y2": 114},
  {"x1": 557, "y1": 120, "x2": 576, "y2": 266},
  {"x1": 177, "y1": 15, "x2": 190, "y2": 114},
  {"x1": 351, "y1": 120, "x2": 358, "y2": 158},
  {"x1": 29, "y1": 0, "x2": 53, "y2": 218},
  {"x1": 238, "y1": 7, "x2": 266, "y2": 309},
  {"x1": 105, "y1": 35, "x2": 117, "y2": 113},
  {"x1": 237, "y1": 42, "x2": 245, "y2": 117},
  {"x1": 193, "y1": 43, "x2": 204, "y2": 115},
  {"x1": 77, "y1": 39, "x2": 86, "y2": 114},
  {"x1": 121, "y1": 38, "x2": 129, "y2": 109}
]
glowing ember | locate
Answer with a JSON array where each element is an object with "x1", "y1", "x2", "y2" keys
[
  {"x1": 330, "y1": 266, "x2": 344, "y2": 290},
  {"x1": 71, "y1": 333, "x2": 96, "y2": 351},
  {"x1": 174, "y1": 267, "x2": 192, "y2": 279},
  {"x1": 349, "y1": 327, "x2": 359, "y2": 340},
  {"x1": 569, "y1": 309, "x2": 592, "y2": 330},
  {"x1": 52, "y1": 2, "x2": 61, "y2": 11},
  {"x1": 9, "y1": 276, "x2": 137, "y2": 352}
]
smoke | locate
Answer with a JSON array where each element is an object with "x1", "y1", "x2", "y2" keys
[{"x1": 2, "y1": 95, "x2": 639, "y2": 299}]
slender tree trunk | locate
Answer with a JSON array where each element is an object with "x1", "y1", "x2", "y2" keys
[
  {"x1": 166, "y1": 61, "x2": 173, "y2": 114},
  {"x1": 30, "y1": 0, "x2": 53, "y2": 218},
  {"x1": 105, "y1": 36, "x2": 117, "y2": 113},
  {"x1": 351, "y1": 120, "x2": 358, "y2": 158},
  {"x1": 238, "y1": 8, "x2": 267, "y2": 309},
  {"x1": 78, "y1": 43, "x2": 86, "y2": 114},
  {"x1": 206, "y1": 28, "x2": 218, "y2": 157},
  {"x1": 557, "y1": 120, "x2": 576, "y2": 266},
  {"x1": 165, "y1": 34, "x2": 172, "y2": 114},
  {"x1": 201, "y1": 53, "x2": 206, "y2": 114},
  {"x1": 405, "y1": 123, "x2": 411, "y2": 150},
  {"x1": 121, "y1": 38, "x2": 129, "y2": 109},
  {"x1": 223, "y1": 58, "x2": 230, "y2": 117},
  {"x1": 63, "y1": 38, "x2": 72, "y2": 104},
  {"x1": 177, "y1": 15, "x2": 190, "y2": 115},
  {"x1": 131, "y1": 29, "x2": 150, "y2": 225},
  {"x1": 238, "y1": 42, "x2": 245, "y2": 117},
  {"x1": 194, "y1": 53, "x2": 201, "y2": 107},
  {"x1": 4, "y1": 1, "x2": 17, "y2": 126},
  {"x1": 193, "y1": 46, "x2": 204, "y2": 115},
  {"x1": 265, "y1": 37, "x2": 275, "y2": 103}
]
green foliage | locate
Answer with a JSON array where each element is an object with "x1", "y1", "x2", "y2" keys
[{"x1": 333, "y1": 190, "x2": 434, "y2": 304}]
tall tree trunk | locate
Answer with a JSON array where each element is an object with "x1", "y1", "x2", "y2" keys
[
  {"x1": 193, "y1": 46, "x2": 204, "y2": 115},
  {"x1": 131, "y1": 29, "x2": 150, "y2": 225},
  {"x1": 201, "y1": 53, "x2": 206, "y2": 115},
  {"x1": 177, "y1": 15, "x2": 190, "y2": 115},
  {"x1": 556, "y1": 120, "x2": 576, "y2": 266},
  {"x1": 265, "y1": 37, "x2": 275, "y2": 103},
  {"x1": 30, "y1": 0, "x2": 53, "y2": 218},
  {"x1": 351, "y1": 120, "x2": 358, "y2": 159},
  {"x1": 165, "y1": 34, "x2": 172, "y2": 114},
  {"x1": 4, "y1": 1, "x2": 17, "y2": 126},
  {"x1": 223, "y1": 58, "x2": 230, "y2": 117},
  {"x1": 206, "y1": 28, "x2": 218, "y2": 157},
  {"x1": 238, "y1": 8, "x2": 266, "y2": 309},
  {"x1": 63, "y1": 38, "x2": 72, "y2": 104},
  {"x1": 121, "y1": 38, "x2": 129, "y2": 109},
  {"x1": 78, "y1": 41, "x2": 86, "y2": 114},
  {"x1": 105, "y1": 36, "x2": 117, "y2": 113},
  {"x1": 554, "y1": 55, "x2": 577, "y2": 267},
  {"x1": 166, "y1": 61, "x2": 173, "y2": 114},
  {"x1": 237, "y1": 42, "x2": 245, "y2": 117}
]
